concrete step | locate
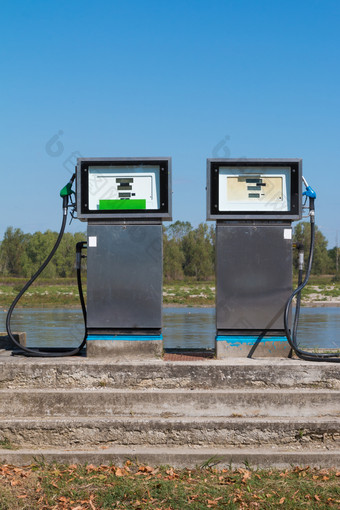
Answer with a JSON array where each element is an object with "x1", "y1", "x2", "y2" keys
[
  {"x1": 1, "y1": 358, "x2": 339, "y2": 390},
  {"x1": 1, "y1": 388, "x2": 339, "y2": 418},
  {"x1": 1, "y1": 446, "x2": 339, "y2": 469},
  {"x1": 0, "y1": 416, "x2": 339, "y2": 449}
]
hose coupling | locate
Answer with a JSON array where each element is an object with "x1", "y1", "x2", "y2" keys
[{"x1": 298, "y1": 249, "x2": 304, "y2": 271}]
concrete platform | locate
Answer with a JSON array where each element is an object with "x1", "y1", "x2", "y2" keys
[
  {"x1": 86, "y1": 338, "x2": 163, "y2": 359},
  {"x1": 216, "y1": 335, "x2": 291, "y2": 358}
]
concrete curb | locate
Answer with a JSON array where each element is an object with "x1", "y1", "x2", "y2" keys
[{"x1": 0, "y1": 447, "x2": 339, "y2": 469}]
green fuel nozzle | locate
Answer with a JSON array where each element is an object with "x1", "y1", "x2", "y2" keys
[
  {"x1": 60, "y1": 173, "x2": 76, "y2": 198},
  {"x1": 60, "y1": 173, "x2": 76, "y2": 214}
]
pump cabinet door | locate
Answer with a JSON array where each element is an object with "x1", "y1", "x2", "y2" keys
[
  {"x1": 216, "y1": 224, "x2": 292, "y2": 333},
  {"x1": 86, "y1": 224, "x2": 162, "y2": 330}
]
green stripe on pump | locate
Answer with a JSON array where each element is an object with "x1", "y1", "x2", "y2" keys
[{"x1": 99, "y1": 199, "x2": 146, "y2": 210}]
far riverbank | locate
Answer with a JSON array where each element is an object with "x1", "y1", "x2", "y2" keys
[{"x1": 1, "y1": 278, "x2": 340, "y2": 309}]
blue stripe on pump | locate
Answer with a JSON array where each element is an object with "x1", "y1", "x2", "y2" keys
[
  {"x1": 87, "y1": 335, "x2": 163, "y2": 342},
  {"x1": 216, "y1": 336, "x2": 287, "y2": 346}
]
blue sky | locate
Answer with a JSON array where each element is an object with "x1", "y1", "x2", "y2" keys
[{"x1": 1, "y1": 0, "x2": 340, "y2": 245}]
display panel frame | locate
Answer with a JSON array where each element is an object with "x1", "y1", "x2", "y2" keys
[
  {"x1": 207, "y1": 159, "x2": 302, "y2": 220},
  {"x1": 76, "y1": 158, "x2": 172, "y2": 220}
]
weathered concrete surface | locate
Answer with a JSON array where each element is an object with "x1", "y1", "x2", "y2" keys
[
  {"x1": 216, "y1": 339, "x2": 290, "y2": 358},
  {"x1": 0, "y1": 358, "x2": 339, "y2": 389},
  {"x1": 0, "y1": 332, "x2": 26, "y2": 350},
  {"x1": 87, "y1": 340, "x2": 163, "y2": 359},
  {"x1": 0, "y1": 388, "x2": 339, "y2": 418},
  {"x1": 1, "y1": 446, "x2": 339, "y2": 469},
  {"x1": 0, "y1": 357, "x2": 339, "y2": 468},
  {"x1": 0, "y1": 416, "x2": 339, "y2": 448}
]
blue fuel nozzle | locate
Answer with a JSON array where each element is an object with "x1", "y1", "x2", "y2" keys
[
  {"x1": 303, "y1": 185, "x2": 316, "y2": 199},
  {"x1": 302, "y1": 176, "x2": 316, "y2": 199}
]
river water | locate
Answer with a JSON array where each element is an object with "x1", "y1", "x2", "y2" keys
[{"x1": 1, "y1": 307, "x2": 339, "y2": 350}]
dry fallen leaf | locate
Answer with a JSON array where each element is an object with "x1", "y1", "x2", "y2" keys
[
  {"x1": 241, "y1": 470, "x2": 251, "y2": 483},
  {"x1": 138, "y1": 465, "x2": 154, "y2": 473},
  {"x1": 86, "y1": 464, "x2": 97, "y2": 472}
]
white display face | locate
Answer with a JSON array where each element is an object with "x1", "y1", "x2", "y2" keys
[
  {"x1": 218, "y1": 167, "x2": 290, "y2": 212},
  {"x1": 88, "y1": 165, "x2": 160, "y2": 210}
]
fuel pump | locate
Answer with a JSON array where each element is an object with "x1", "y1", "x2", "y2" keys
[
  {"x1": 207, "y1": 159, "x2": 339, "y2": 362},
  {"x1": 76, "y1": 157, "x2": 172, "y2": 357},
  {"x1": 6, "y1": 158, "x2": 171, "y2": 358},
  {"x1": 207, "y1": 158, "x2": 302, "y2": 358}
]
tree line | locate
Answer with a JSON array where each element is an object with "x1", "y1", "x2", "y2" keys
[{"x1": 0, "y1": 222, "x2": 338, "y2": 280}]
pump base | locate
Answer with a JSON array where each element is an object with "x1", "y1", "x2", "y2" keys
[
  {"x1": 86, "y1": 335, "x2": 163, "y2": 359},
  {"x1": 216, "y1": 335, "x2": 290, "y2": 358},
  {"x1": 0, "y1": 332, "x2": 26, "y2": 351}
]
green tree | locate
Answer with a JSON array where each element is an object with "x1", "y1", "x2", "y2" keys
[
  {"x1": 328, "y1": 246, "x2": 339, "y2": 275},
  {"x1": 163, "y1": 235, "x2": 185, "y2": 280},
  {"x1": 0, "y1": 227, "x2": 29, "y2": 276},
  {"x1": 293, "y1": 222, "x2": 331, "y2": 275},
  {"x1": 166, "y1": 221, "x2": 193, "y2": 242},
  {"x1": 54, "y1": 231, "x2": 86, "y2": 277},
  {"x1": 0, "y1": 227, "x2": 87, "y2": 279},
  {"x1": 182, "y1": 223, "x2": 214, "y2": 280},
  {"x1": 163, "y1": 221, "x2": 192, "y2": 281},
  {"x1": 22, "y1": 230, "x2": 58, "y2": 278}
]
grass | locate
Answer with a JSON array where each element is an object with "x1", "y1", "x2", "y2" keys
[
  {"x1": 1, "y1": 277, "x2": 340, "y2": 308},
  {"x1": 0, "y1": 280, "x2": 83, "y2": 308},
  {"x1": 0, "y1": 462, "x2": 339, "y2": 509},
  {"x1": 0, "y1": 279, "x2": 216, "y2": 308},
  {"x1": 0, "y1": 438, "x2": 16, "y2": 450},
  {"x1": 163, "y1": 281, "x2": 215, "y2": 306}
]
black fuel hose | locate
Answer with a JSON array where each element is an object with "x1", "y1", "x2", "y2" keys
[
  {"x1": 6, "y1": 195, "x2": 87, "y2": 357},
  {"x1": 284, "y1": 202, "x2": 340, "y2": 363},
  {"x1": 76, "y1": 241, "x2": 87, "y2": 326}
]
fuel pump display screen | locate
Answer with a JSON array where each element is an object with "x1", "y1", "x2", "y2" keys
[
  {"x1": 207, "y1": 159, "x2": 302, "y2": 220},
  {"x1": 88, "y1": 165, "x2": 160, "y2": 211},
  {"x1": 219, "y1": 167, "x2": 290, "y2": 212},
  {"x1": 227, "y1": 176, "x2": 282, "y2": 202},
  {"x1": 77, "y1": 158, "x2": 172, "y2": 220}
]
